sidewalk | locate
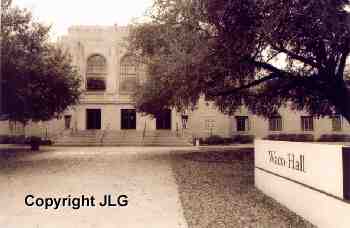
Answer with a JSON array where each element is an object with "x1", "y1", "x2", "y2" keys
[{"x1": 0, "y1": 146, "x2": 188, "y2": 228}]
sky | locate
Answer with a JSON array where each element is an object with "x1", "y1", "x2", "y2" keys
[{"x1": 13, "y1": 0, "x2": 154, "y2": 39}]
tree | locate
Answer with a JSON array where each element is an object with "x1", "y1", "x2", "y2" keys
[
  {"x1": 128, "y1": 0, "x2": 350, "y2": 122},
  {"x1": 1, "y1": 1, "x2": 81, "y2": 148}
]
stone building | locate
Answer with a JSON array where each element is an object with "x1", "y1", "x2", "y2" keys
[{"x1": 1, "y1": 25, "x2": 349, "y2": 144}]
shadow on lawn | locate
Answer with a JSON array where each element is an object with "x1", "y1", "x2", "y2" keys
[
  {"x1": 0, "y1": 146, "x2": 55, "y2": 160},
  {"x1": 0, "y1": 146, "x2": 73, "y2": 175}
]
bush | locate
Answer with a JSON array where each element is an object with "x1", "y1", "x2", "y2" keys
[
  {"x1": 232, "y1": 135, "x2": 255, "y2": 144},
  {"x1": 41, "y1": 139, "x2": 53, "y2": 145},
  {"x1": 223, "y1": 137, "x2": 234, "y2": 144},
  {"x1": 205, "y1": 135, "x2": 226, "y2": 145},
  {"x1": 0, "y1": 135, "x2": 26, "y2": 144},
  {"x1": 0, "y1": 135, "x2": 11, "y2": 144},
  {"x1": 0, "y1": 135, "x2": 52, "y2": 146},
  {"x1": 25, "y1": 136, "x2": 42, "y2": 151},
  {"x1": 264, "y1": 134, "x2": 314, "y2": 142},
  {"x1": 317, "y1": 134, "x2": 350, "y2": 142},
  {"x1": 24, "y1": 136, "x2": 43, "y2": 144},
  {"x1": 9, "y1": 135, "x2": 26, "y2": 144}
]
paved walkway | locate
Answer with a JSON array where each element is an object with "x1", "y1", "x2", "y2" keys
[{"x1": 0, "y1": 146, "x2": 191, "y2": 228}]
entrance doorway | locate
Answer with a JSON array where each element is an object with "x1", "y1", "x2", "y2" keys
[
  {"x1": 86, "y1": 109, "x2": 101, "y2": 130},
  {"x1": 121, "y1": 109, "x2": 136, "y2": 130},
  {"x1": 64, "y1": 115, "x2": 72, "y2": 129},
  {"x1": 156, "y1": 109, "x2": 172, "y2": 130}
]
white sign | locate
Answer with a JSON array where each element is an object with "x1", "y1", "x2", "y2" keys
[
  {"x1": 255, "y1": 140, "x2": 350, "y2": 228},
  {"x1": 255, "y1": 140, "x2": 344, "y2": 198}
]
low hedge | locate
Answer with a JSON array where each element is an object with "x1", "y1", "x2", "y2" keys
[
  {"x1": 264, "y1": 134, "x2": 314, "y2": 142},
  {"x1": 0, "y1": 135, "x2": 52, "y2": 145},
  {"x1": 232, "y1": 135, "x2": 255, "y2": 144},
  {"x1": 317, "y1": 134, "x2": 350, "y2": 142},
  {"x1": 198, "y1": 134, "x2": 254, "y2": 145},
  {"x1": 0, "y1": 135, "x2": 26, "y2": 144},
  {"x1": 199, "y1": 135, "x2": 226, "y2": 145}
]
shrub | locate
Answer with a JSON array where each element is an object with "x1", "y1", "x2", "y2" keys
[
  {"x1": 0, "y1": 135, "x2": 52, "y2": 145},
  {"x1": 24, "y1": 136, "x2": 42, "y2": 144},
  {"x1": 41, "y1": 139, "x2": 53, "y2": 145},
  {"x1": 317, "y1": 134, "x2": 350, "y2": 142},
  {"x1": 232, "y1": 135, "x2": 255, "y2": 144},
  {"x1": 205, "y1": 135, "x2": 225, "y2": 145},
  {"x1": 264, "y1": 134, "x2": 314, "y2": 142},
  {"x1": 0, "y1": 135, "x2": 26, "y2": 144},
  {"x1": 0, "y1": 135, "x2": 11, "y2": 144},
  {"x1": 9, "y1": 135, "x2": 26, "y2": 144},
  {"x1": 25, "y1": 136, "x2": 42, "y2": 151},
  {"x1": 223, "y1": 137, "x2": 234, "y2": 144}
]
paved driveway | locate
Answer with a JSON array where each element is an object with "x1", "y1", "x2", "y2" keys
[{"x1": 0, "y1": 146, "x2": 190, "y2": 228}]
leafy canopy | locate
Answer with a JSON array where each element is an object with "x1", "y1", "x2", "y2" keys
[
  {"x1": 1, "y1": 1, "x2": 81, "y2": 124},
  {"x1": 128, "y1": 0, "x2": 350, "y2": 122}
]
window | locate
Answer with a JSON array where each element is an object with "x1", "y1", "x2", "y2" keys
[
  {"x1": 205, "y1": 119, "x2": 216, "y2": 130},
  {"x1": 301, "y1": 116, "x2": 314, "y2": 131},
  {"x1": 332, "y1": 115, "x2": 342, "y2": 131},
  {"x1": 236, "y1": 116, "x2": 249, "y2": 132},
  {"x1": 269, "y1": 116, "x2": 282, "y2": 131},
  {"x1": 205, "y1": 119, "x2": 216, "y2": 136},
  {"x1": 181, "y1": 114, "x2": 189, "y2": 129},
  {"x1": 86, "y1": 55, "x2": 107, "y2": 91},
  {"x1": 120, "y1": 55, "x2": 145, "y2": 93}
]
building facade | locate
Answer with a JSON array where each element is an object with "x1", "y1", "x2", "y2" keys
[{"x1": 1, "y1": 25, "x2": 349, "y2": 141}]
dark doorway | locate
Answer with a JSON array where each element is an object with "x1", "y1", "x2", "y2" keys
[
  {"x1": 64, "y1": 115, "x2": 72, "y2": 129},
  {"x1": 156, "y1": 109, "x2": 172, "y2": 130},
  {"x1": 121, "y1": 109, "x2": 136, "y2": 130},
  {"x1": 86, "y1": 109, "x2": 101, "y2": 130}
]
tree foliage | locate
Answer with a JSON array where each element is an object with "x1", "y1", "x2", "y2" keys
[
  {"x1": 129, "y1": 0, "x2": 350, "y2": 122},
  {"x1": 1, "y1": 1, "x2": 81, "y2": 124}
]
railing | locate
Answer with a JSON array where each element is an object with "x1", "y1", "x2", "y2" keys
[
  {"x1": 100, "y1": 122, "x2": 110, "y2": 145},
  {"x1": 176, "y1": 123, "x2": 180, "y2": 137},
  {"x1": 53, "y1": 127, "x2": 69, "y2": 141},
  {"x1": 142, "y1": 121, "x2": 147, "y2": 139}
]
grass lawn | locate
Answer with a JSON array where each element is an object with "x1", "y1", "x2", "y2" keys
[{"x1": 170, "y1": 148, "x2": 316, "y2": 228}]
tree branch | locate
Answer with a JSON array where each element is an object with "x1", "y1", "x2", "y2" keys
[
  {"x1": 270, "y1": 43, "x2": 322, "y2": 69},
  {"x1": 250, "y1": 59, "x2": 289, "y2": 75},
  {"x1": 210, "y1": 73, "x2": 280, "y2": 96},
  {"x1": 209, "y1": 59, "x2": 292, "y2": 96}
]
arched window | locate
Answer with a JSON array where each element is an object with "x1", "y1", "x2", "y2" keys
[
  {"x1": 86, "y1": 54, "x2": 107, "y2": 91},
  {"x1": 120, "y1": 55, "x2": 145, "y2": 93}
]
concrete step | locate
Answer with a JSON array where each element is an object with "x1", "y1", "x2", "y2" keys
[{"x1": 54, "y1": 130, "x2": 192, "y2": 146}]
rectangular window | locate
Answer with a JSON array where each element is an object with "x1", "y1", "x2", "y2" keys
[
  {"x1": 301, "y1": 116, "x2": 314, "y2": 131},
  {"x1": 269, "y1": 116, "x2": 282, "y2": 131},
  {"x1": 236, "y1": 116, "x2": 249, "y2": 132},
  {"x1": 86, "y1": 78, "x2": 106, "y2": 91},
  {"x1": 332, "y1": 115, "x2": 342, "y2": 131}
]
